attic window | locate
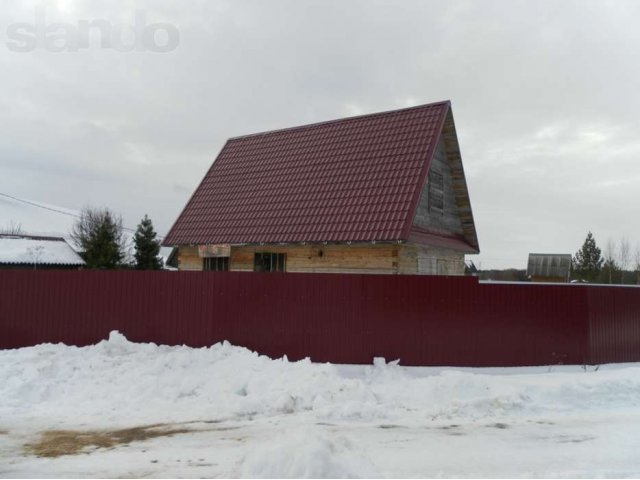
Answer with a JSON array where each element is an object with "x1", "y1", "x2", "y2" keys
[
  {"x1": 254, "y1": 252, "x2": 286, "y2": 272},
  {"x1": 428, "y1": 170, "x2": 444, "y2": 214}
]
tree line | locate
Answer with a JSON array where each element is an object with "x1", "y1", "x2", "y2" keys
[
  {"x1": 573, "y1": 231, "x2": 640, "y2": 284},
  {"x1": 70, "y1": 207, "x2": 163, "y2": 270}
]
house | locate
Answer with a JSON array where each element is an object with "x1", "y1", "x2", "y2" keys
[
  {"x1": 163, "y1": 100, "x2": 479, "y2": 274},
  {"x1": 527, "y1": 253, "x2": 572, "y2": 283},
  {"x1": 0, "y1": 234, "x2": 85, "y2": 270}
]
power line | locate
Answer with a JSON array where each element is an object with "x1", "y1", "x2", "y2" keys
[
  {"x1": 0, "y1": 192, "x2": 165, "y2": 239},
  {"x1": 0, "y1": 191, "x2": 80, "y2": 219}
]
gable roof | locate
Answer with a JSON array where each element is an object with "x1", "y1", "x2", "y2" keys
[
  {"x1": 164, "y1": 100, "x2": 478, "y2": 251},
  {"x1": 0, "y1": 234, "x2": 85, "y2": 266}
]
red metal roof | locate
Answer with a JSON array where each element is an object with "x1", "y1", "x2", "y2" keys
[{"x1": 164, "y1": 101, "x2": 466, "y2": 246}]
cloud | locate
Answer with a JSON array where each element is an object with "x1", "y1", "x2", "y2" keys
[{"x1": 1, "y1": 0, "x2": 639, "y2": 268}]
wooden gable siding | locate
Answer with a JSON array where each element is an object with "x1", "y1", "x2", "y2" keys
[
  {"x1": 413, "y1": 137, "x2": 465, "y2": 236},
  {"x1": 441, "y1": 109, "x2": 479, "y2": 251},
  {"x1": 410, "y1": 109, "x2": 479, "y2": 254},
  {"x1": 178, "y1": 244, "x2": 464, "y2": 275}
]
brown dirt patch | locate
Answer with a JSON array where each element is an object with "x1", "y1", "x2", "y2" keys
[
  {"x1": 0, "y1": 429, "x2": 8, "y2": 435},
  {"x1": 24, "y1": 423, "x2": 193, "y2": 458}
]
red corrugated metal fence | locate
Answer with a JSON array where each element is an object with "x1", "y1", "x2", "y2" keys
[{"x1": 1, "y1": 271, "x2": 638, "y2": 366}]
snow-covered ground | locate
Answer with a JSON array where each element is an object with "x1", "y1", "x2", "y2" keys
[{"x1": 1, "y1": 332, "x2": 639, "y2": 478}]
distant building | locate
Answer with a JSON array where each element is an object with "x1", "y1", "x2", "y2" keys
[
  {"x1": 163, "y1": 101, "x2": 479, "y2": 275},
  {"x1": 527, "y1": 253, "x2": 571, "y2": 283},
  {"x1": 0, "y1": 234, "x2": 85, "y2": 270}
]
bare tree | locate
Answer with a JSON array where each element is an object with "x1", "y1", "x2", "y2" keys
[
  {"x1": 619, "y1": 238, "x2": 630, "y2": 269},
  {"x1": 0, "y1": 220, "x2": 24, "y2": 235},
  {"x1": 603, "y1": 238, "x2": 618, "y2": 284},
  {"x1": 635, "y1": 243, "x2": 640, "y2": 285},
  {"x1": 619, "y1": 237, "x2": 631, "y2": 283},
  {"x1": 27, "y1": 245, "x2": 45, "y2": 270}
]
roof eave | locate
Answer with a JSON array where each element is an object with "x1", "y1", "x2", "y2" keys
[
  {"x1": 163, "y1": 239, "x2": 407, "y2": 248},
  {"x1": 407, "y1": 227, "x2": 479, "y2": 254}
]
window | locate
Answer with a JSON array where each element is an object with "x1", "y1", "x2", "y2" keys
[
  {"x1": 254, "y1": 252, "x2": 286, "y2": 272},
  {"x1": 203, "y1": 257, "x2": 229, "y2": 271},
  {"x1": 428, "y1": 169, "x2": 444, "y2": 214}
]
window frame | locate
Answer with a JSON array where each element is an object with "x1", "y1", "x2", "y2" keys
[
  {"x1": 203, "y1": 256, "x2": 229, "y2": 271},
  {"x1": 254, "y1": 252, "x2": 286, "y2": 272}
]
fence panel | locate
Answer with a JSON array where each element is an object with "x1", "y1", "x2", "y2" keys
[{"x1": 1, "y1": 271, "x2": 639, "y2": 366}]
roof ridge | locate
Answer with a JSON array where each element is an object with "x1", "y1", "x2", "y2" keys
[
  {"x1": 0, "y1": 233, "x2": 66, "y2": 242},
  {"x1": 228, "y1": 100, "x2": 451, "y2": 141}
]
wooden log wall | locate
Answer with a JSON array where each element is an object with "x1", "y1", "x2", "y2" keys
[
  {"x1": 230, "y1": 244, "x2": 398, "y2": 274},
  {"x1": 178, "y1": 243, "x2": 465, "y2": 275}
]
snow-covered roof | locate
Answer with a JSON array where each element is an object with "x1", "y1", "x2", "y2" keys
[{"x1": 0, "y1": 235, "x2": 85, "y2": 266}]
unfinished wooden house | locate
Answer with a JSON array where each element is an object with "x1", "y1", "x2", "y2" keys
[{"x1": 163, "y1": 100, "x2": 479, "y2": 274}]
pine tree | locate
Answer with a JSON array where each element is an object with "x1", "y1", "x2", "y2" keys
[
  {"x1": 572, "y1": 231, "x2": 603, "y2": 282},
  {"x1": 134, "y1": 214, "x2": 162, "y2": 270},
  {"x1": 71, "y1": 207, "x2": 125, "y2": 269}
]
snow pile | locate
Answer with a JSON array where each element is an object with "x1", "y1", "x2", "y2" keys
[
  {"x1": 2, "y1": 331, "x2": 640, "y2": 428},
  {"x1": 238, "y1": 428, "x2": 378, "y2": 478}
]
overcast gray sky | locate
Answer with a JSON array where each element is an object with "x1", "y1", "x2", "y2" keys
[{"x1": 1, "y1": 0, "x2": 639, "y2": 269}]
